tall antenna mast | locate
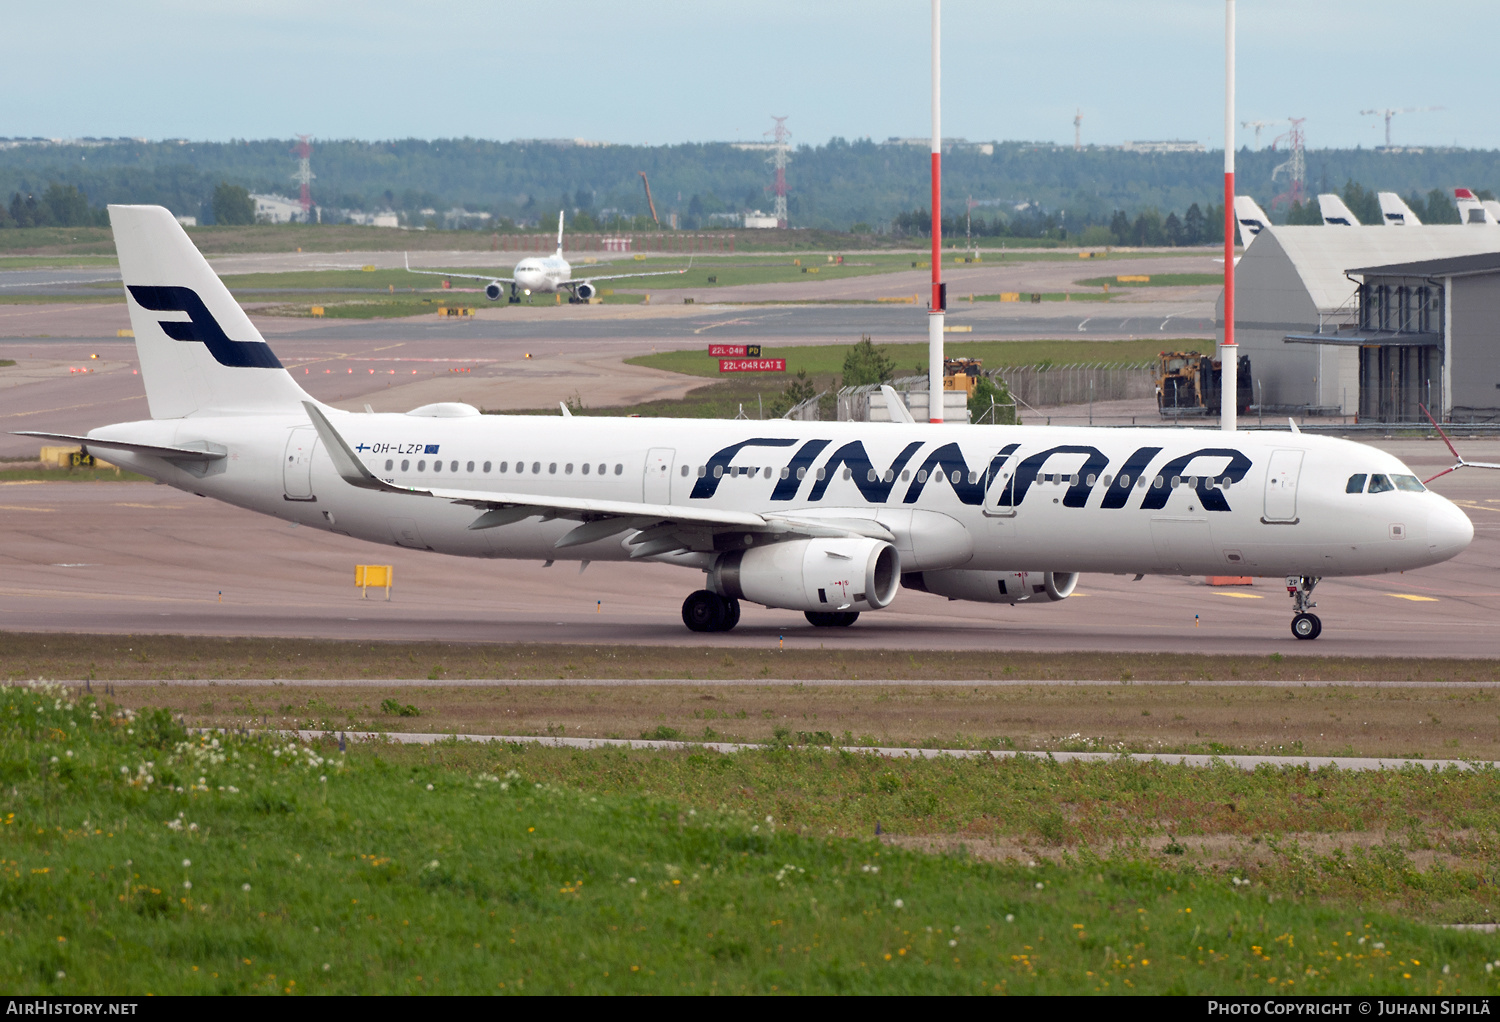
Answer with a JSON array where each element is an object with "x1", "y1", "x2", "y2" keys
[
  {"x1": 1269, "y1": 117, "x2": 1307, "y2": 210},
  {"x1": 928, "y1": 0, "x2": 945, "y2": 423},
  {"x1": 292, "y1": 135, "x2": 314, "y2": 221},
  {"x1": 1221, "y1": 0, "x2": 1237, "y2": 432},
  {"x1": 765, "y1": 116, "x2": 791, "y2": 229}
]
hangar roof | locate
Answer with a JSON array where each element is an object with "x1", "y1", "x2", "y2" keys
[
  {"x1": 1255, "y1": 224, "x2": 1500, "y2": 313},
  {"x1": 1347, "y1": 250, "x2": 1500, "y2": 279}
]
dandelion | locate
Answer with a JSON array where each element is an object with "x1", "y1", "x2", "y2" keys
[
  {"x1": 627, "y1": 878, "x2": 637, "y2": 884},
  {"x1": 320, "y1": 776, "x2": 327, "y2": 784},
  {"x1": 1035, "y1": 882, "x2": 1045, "y2": 890},
  {"x1": 949, "y1": 939, "x2": 958, "y2": 947},
  {"x1": 893, "y1": 899, "x2": 904, "y2": 909},
  {"x1": 765, "y1": 815, "x2": 773, "y2": 824},
  {"x1": 426, "y1": 784, "x2": 434, "y2": 791},
  {"x1": 1443, "y1": 965, "x2": 1451, "y2": 975},
  {"x1": 323, "y1": 964, "x2": 331, "y2": 972},
  {"x1": 1006, "y1": 914, "x2": 1015, "y2": 922},
  {"x1": 182, "y1": 859, "x2": 191, "y2": 868},
  {"x1": 55, "y1": 971, "x2": 64, "y2": 980},
  {"x1": 183, "y1": 881, "x2": 192, "y2": 890}
]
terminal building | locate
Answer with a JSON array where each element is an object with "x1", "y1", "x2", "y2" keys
[{"x1": 1217, "y1": 222, "x2": 1500, "y2": 422}]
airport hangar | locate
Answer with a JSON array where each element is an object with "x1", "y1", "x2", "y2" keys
[{"x1": 1216, "y1": 223, "x2": 1500, "y2": 423}]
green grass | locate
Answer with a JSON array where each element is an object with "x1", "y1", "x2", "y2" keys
[
  {"x1": 1076, "y1": 273, "x2": 1225, "y2": 288},
  {"x1": 3, "y1": 682, "x2": 1498, "y2": 995},
  {"x1": 0, "y1": 255, "x2": 120, "y2": 270},
  {"x1": 0, "y1": 359, "x2": 15, "y2": 369},
  {"x1": 627, "y1": 338, "x2": 1175, "y2": 382}
]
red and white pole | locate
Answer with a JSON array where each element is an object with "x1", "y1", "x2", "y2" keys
[
  {"x1": 927, "y1": 0, "x2": 945, "y2": 422},
  {"x1": 1221, "y1": 0, "x2": 1238, "y2": 432}
]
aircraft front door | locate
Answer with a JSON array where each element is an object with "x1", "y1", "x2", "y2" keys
[
  {"x1": 1262, "y1": 449, "x2": 1303, "y2": 523},
  {"x1": 283, "y1": 427, "x2": 318, "y2": 501},
  {"x1": 644, "y1": 448, "x2": 675, "y2": 504}
]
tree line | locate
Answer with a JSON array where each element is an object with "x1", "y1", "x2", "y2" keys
[
  {"x1": 0, "y1": 137, "x2": 1497, "y2": 233},
  {"x1": 0, "y1": 183, "x2": 107, "y2": 228}
]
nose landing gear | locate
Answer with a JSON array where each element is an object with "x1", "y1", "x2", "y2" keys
[
  {"x1": 1287, "y1": 575, "x2": 1322, "y2": 640},
  {"x1": 682, "y1": 589, "x2": 741, "y2": 633}
]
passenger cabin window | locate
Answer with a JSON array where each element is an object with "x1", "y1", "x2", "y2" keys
[
  {"x1": 532, "y1": 462, "x2": 541, "y2": 474},
  {"x1": 1393, "y1": 475, "x2": 1426, "y2": 492},
  {"x1": 1368, "y1": 474, "x2": 1394, "y2": 493},
  {"x1": 401, "y1": 459, "x2": 409, "y2": 472},
  {"x1": 417, "y1": 460, "x2": 426, "y2": 472},
  {"x1": 614, "y1": 464, "x2": 623, "y2": 475},
  {"x1": 582, "y1": 463, "x2": 591, "y2": 475},
  {"x1": 1346, "y1": 473, "x2": 1367, "y2": 493},
  {"x1": 482, "y1": 461, "x2": 491, "y2": 473},
  {"x1": 385, "y1": 459, "x2": 394, "y2": 471},
  {"x1": 433, "y1": 461, "x2": 442, "y2": 473}
]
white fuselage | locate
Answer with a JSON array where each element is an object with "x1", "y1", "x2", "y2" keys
[
  {"x1": 88, "y1": 412, "x2": 1473, "y2": 584},
  {"x1": 513, "y1": 254, "x2": 572, "y2": 294}
]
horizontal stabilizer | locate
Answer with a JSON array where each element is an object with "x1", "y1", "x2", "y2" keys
[{"x1": 9, "y1": 430, "x2": 226, "y2": 462}]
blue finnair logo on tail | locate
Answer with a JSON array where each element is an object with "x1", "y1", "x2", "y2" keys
[{"x1": 127, "y1": 285, "x2": 283, "y2": 369}]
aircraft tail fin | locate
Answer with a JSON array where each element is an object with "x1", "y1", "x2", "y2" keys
[
  {"x1": 1377, "y1": 191, "x2": 1421, "y2": 226},
  {"x1": 1316, "y1": 193, "x2": 1360, "y2": 226},
  {"x1": 1454, "y1": 188, "x2": 1496, "y2": 225},
  {"x1": 1232, "y1": 195, "x2": 1270, "y2": 246},
  {"x1": 110, "y1": 204, "x2": 312, "y2": 419},
  {"x1": 556, "y1": 210, "x2": 565, "y2": 255}
]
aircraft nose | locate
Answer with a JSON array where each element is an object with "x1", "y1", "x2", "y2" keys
[{"x1": 1427, "y1": 500, "x2": 1474, "y2": 560}]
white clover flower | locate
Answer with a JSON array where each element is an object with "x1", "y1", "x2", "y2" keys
[
  {"x1": 55, "y1": 971, "x2": 65, "y2": 980},
  {"x1": 323, "y1": 964, "x2": 330, "y2": 972},
  {"x1": 242, "y1": 884, "x2": 251, "y2": 892},
  {"x1": 182, "y1": 859, "x2": 191, "y2": 868},
  {"x1": 320, "y1": 776, "x2": 326, "y2": 784},
  {"x1": 893, "y1": 899, "x2": 904, "y2": 908},
  {"x1": 1006, "y1": 914, "x2": 1015, "y2": 923},
  {"x1": 1035, "y1": 882, "x2": 1045, "y2": 890},
  {"x1": 183, "y1": 881, "x2": 192, "y2": 890},
  {"x1": 949, "y1": 939, "x2": 958, "y2": 947},
  {"x1": 426, "y1": 784, "x2": 434, "y2": 791},
  {"x1": 765, "y1": 816, "x2": 773, "y2": 824}
]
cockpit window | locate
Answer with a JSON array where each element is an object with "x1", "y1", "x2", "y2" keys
[
  {"x1": 1367, "y1": 474, "x2": 1394, "y2": 493},
  {"x1": 1393, "y1": 474, "x2": 1426, "y2": 492},
  {"x1": 1346, "y1": 473, "x2": 1367, "y2": 494}
]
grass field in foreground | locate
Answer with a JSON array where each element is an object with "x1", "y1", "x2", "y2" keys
[{"x1": 3, "y1": 681, "x2": 1497, "y2": 995}]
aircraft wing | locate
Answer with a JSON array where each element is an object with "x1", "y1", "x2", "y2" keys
[
  {"x1": 10, "y1": 430, "x2": 226, "y2": 462},
  {"x1": 301, "y1": 402, "x2": 885, "y2": 553},
  {"x1": 562, "y1": 265, "x2": 690, "y2": 285},
  {"x1": 403, "y1": 253, "x2": 513, "y2": 285}
]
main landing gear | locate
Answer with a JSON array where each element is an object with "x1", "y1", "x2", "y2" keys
[
  {"x1": 805, "y1": 611, "x2": 859, "y2": 627},
  {"x1": 1287, "y1": 575, "x2": 1322, "y2": 640},
  {"x1": 682, "y1": 590, "x2": 741, "y2": 633}
]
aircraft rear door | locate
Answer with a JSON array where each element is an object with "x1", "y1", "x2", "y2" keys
[
  {"x1": 1262, "y1": 449, "x2": 1303, "y2": 523},
  {"x1": 644, "y1": 448, "x2": 675, "y2": 504},
  {"x1": 283, "y1": 427, "x2": 318, "y2": 501}
]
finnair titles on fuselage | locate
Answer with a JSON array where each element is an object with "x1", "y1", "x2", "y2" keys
[
  {"x1": 404, "y1": 211, "x2": 686, "y2": 303},
  {"x1": 18, "y1": 207, "x2": 1475, "y2": 639}
]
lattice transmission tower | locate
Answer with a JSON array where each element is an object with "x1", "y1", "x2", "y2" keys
[
  {"x1": 292, "y1": 135, "x2": 314, "y2": 220},
  {"x1": 1269, "y1": 117, "x2": 1306, "y2": 211},
  {"x1": 765, "y1": 116, "x2": 791, "y2": 228}
]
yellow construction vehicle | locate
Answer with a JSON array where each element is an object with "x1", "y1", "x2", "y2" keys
[{"x1": 1153, "y1": 350, "x2": 1252, "y2": 417}]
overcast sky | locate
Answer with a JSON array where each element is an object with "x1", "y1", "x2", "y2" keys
[{"x1": 5, "y1": 1, "x2": 1494, "y2": 151}]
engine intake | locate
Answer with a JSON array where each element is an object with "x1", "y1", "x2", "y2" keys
[
  {"x1": 902, "y1": 570, "x2": 1078, "y2": 604},
  {"x1": 484, "y1": 281, "x2": 504, "y2": 301},
  {"x1": 715, "y1": 537, "x2": 899, "y2": 613},
  {"x1": 574, "y1": 281, "x2": 597, "y2": 300}
]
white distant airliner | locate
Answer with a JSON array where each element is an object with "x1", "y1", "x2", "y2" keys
[
  {"x1": 17, "y1": 206, "x2": 1480, "y2": 641},
  {"x1": 405, "y1": 211, "x2": 688, "y2": 303}
]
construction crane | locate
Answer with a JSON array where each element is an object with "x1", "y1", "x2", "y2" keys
[
  {"x1": 1240, "y1": 119, "x2": 1283, "y2": 150},
  {"x1": 637, "y1": 171, "x2": 659, "y2": 226},
  {"x1": 1359, "y1": 106, "x2": 1444, "y2": 147}
]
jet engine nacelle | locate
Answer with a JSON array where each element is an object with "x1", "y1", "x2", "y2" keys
[
  {"x1": 484, "y1": 282, "x2": 504, "y2": 301},
  {"x1": 902, "y1": 569, "x2": 1078, "y2": 605},
  {"x1": 714, "y1": 537, "x2": 900, "y2": 613},
  {"x1": 574, "y1": 281, "x2": 596, "y2": 300}
]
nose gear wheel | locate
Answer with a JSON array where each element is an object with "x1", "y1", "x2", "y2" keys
[{"x1": 1286, "y1": 576, "x2": 1323, "y2": 640}]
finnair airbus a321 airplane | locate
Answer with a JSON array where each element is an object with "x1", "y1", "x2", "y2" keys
[
  {"x1": 18, "y1": 206, "x2": 1477, "y2": 640},
  {"x1": 404, "y1": 211, "x2": 687, "y2": 303}
]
